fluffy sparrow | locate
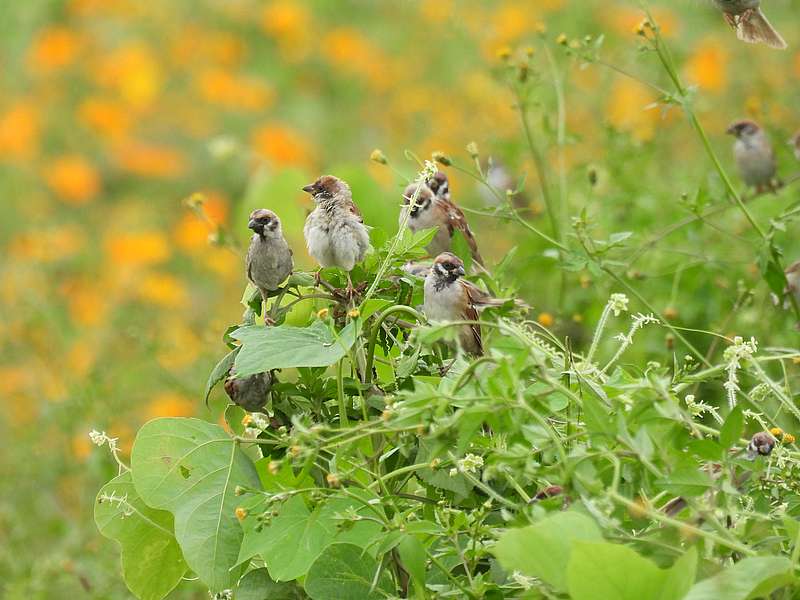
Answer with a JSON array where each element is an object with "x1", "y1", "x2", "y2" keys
[
  {"x1": 785, "y1": 260, "x2": 800, "y2": 306},
  {"x1": 478, "y1": 158, "x2": 528, "y2": 208},
  {"x1": 727, "y1": 120, "x2": 779, "y2": 193},
  {"x1": 303, "y1": 175, "x2": 370, "y2": 294},
  {"x1": 400, "y1": 177, "x2": 483, "y2": 266},
  {"x1": 714, "y1": 0, "x2": 787, "y2": 49},
  {"x1": 423, "y1": 252, "x2": 510, "y2": 355},
  {"x1": 246, "y1": 209, "x2": 293, "y2": 323},
  {"x1": 224, "y1": 370, "x2": 272, "y2": 412}
]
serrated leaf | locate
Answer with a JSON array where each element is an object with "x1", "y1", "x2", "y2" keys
[
  {"x1": 720, "y1": 406, "x2": 744, "y2": 449},
  {"x1": 231, "y1": 321, "x2": 356, "y2": 378},
  {"x1": 683, "y1": 556, "x2": 794, "y2": 600},
  {"x1": 305, "y1": 543, "x2": 394, "y2": 600},
  {"x1": 95, "y1": 472, "x2": 187, "y2": 600},
  {"x1": 131, "y1": 418, "x2": 260, "y2": 591}
]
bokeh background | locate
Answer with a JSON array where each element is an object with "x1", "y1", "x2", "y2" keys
[{"x1": 2, "y1": 0, "x2": 800, "y2": 597}]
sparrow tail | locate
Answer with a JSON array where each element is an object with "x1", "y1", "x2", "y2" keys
[{"x1": 737, "y1": 9, "x2": 787, "y2": 49}]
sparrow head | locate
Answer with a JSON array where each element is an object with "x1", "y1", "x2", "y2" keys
[
  {"x1": 248, "y1": 209, "x2": 281, "y2": 236},
  {"x1": 785, "y1": 260, "x2": 800, "y2": 276},
  {"x1": 431, "y1": 252, "x2": 466, "y2": 282},
  {"x1": 302, "y1": 175, "x2": 350, "y2": 203},
  {"x1": 426, "y1": 171, "x2": 450, "y2": 200},
  {"x1": 402, "y1": 182, "x2": 434, "y2": 218},
  {"x1": 747, "y1": 431, "x2": 776, "y2": 458},
  {"x1": 726, "y1": 120, "x2": 761, "y2": 140}
]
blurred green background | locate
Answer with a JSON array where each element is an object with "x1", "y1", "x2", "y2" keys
[{"x1": 2, "y1": 0, "x2": 800, "y2": 597}]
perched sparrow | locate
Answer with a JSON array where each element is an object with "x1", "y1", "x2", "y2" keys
[
  {"x1": 727, "y1": 120, "x2": 779, "y2": 193},
  {"x1": 246, "y1": 209, "x2": 293, "y2": 323},
  {"x1": 714, "y1": 0, "x2": 787, "y2": 49},
  {"x1": 478, "y1": 158, "x2": 528, "y2": 209},
  {"x1": 746, "y1": 430, "x2": 777, "y2": 459},
  {"x1": 302, "y1": 175, "x2": 370, "y2": 294},
  {"x1": 224, "y1": 370, "x2": 272, "y2": 412},
  {"x1": 423, "y1": 252, "x2": 510, "y2": 355},
  {"x1": 400, "y1": 178, "x2": 483, "y2": 266}
]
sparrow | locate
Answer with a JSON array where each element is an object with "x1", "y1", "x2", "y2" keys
[
  {"x1": 400, "y1": 177, "x2": 483, "y2": 266},
  {"x1": 784, "y1": 260, "x2": 800, "y2": 309},
  {"x1": 246, "y1": 209, "x2": 293, "y2": 323},
  {"x1": 423, "y1": 252, "x2": 510, "y2": 355},
  {"x1": 302, "y1": 175, "x2": 370, "y2": 295},
  {"x1": 714, "y1": 0, "x2": 787, "y2": 49},
  {"x1": 224, "y1": 370, "x2": 272, "y2": 412},
  {"x1": 727, "y1": 120, "x2": 779, "y2": 193},
  {"x1": 478, "y1": 158, "x2": 528, "y2": 209}
]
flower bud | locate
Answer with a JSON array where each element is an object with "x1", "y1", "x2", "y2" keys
[
  {"x1": 432, "y1": 151, "x2": 451, "y2": 166},
  {"x1": 370, "y1": 149, "x2": 387, "y2": 165},
  {"x1": 466, "y1": 142, "x2": 479, "y2": 159}
]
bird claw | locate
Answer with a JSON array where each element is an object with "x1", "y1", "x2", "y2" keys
[{"x1": 264, "y1": 315, "x2": 276, "y2": 327}]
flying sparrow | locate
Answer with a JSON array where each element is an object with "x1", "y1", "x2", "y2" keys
[
  {"x1": 423, "y1": 252, "x2": 512, "y2": 355},
  {"x1": 400, "y1": 178, "x2": 483, "y2": 266},
  {"x1": 727, "y1": 120, "x2": 779, "y2": 193},
  {"x1": 714, "y1": 0, "x2": 787, "y2": 49},
  {"x1": 224, "y1": 370, "x2": 272, "y2": 412},
  {"x1": 302, "y1": 175, "x2": 370, "y2": 296},
  {"x1": 246, "y1": 209, "x2": 293, "y2": 323}
]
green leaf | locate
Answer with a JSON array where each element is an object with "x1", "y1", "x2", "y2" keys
[
  {"x1": 684, "y1": 557, "x2": 794, "y2": 600},
  {"x1": 205, "y1": 348, "x2": 238, "y2": 405},
  {"x1": 656, "y1": 458, "x2": 713, "y2": 497},
  {"x1": 305, "y1": 543, "x2": 394, "y2": 600},
  {"x1": 231, "y1": 321, "x2": 357, "y2": 378},
  {"x1": 492, "y1": 512, "x2": 602, "y2": 592},
  {"x1": 242, "y1": 491, "x2": 383, "y2": 581},
  {"x1": 415, "y1": 438, "x2": 471, "y2": 496},
  {"x1": 131, "y1": 418, "x2": 260, "y2": 591},
  {"x1": 567, "y1": 541, "x2": 695, "y2": 600},
  {"x1": 720, "y1": 406, "x2": 744, "y2": 449},
  {"x1": 95, "y1": 472, "x2": 187, "y2": 600},
  {"x1": 235, "y1": 568, "x2": 304, "y2": 600},
  {"x1": 397, "y1": 534, "x2": 427, "y2": 592}
]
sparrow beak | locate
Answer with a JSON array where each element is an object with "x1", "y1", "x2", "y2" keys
[
  {"x1": 725, "y1": 125, "x2": 736, "y2": 136},
  {"x1": 456, "y1": 265, "x2": 466, "y2": 277},
  {"x1": 302, "y1": 183, "x2": 316, "y2": 194},
  {"x1": 248, "y1": 219, "x2": 257, "y2": 230}
]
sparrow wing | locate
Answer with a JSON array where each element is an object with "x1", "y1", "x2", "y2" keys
[
  {"x1": 443, "y1": 200, "x2": 484, "y2": 265},
  {"x1": 346, "y1": 199, "x2": 364, "y2": 223},
  {"x1": 460, "y1": 281, "x2": 483, "y2": 355},
  {"x1": 463, "y1": 279, "x2": 528, "y2": 310}
]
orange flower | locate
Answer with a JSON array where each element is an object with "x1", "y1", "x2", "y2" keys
[
  {"x1": 105, "y1": 231, "x2": 170, "y2": 267},
  {"x1": 606, "y1": 79, "x2": 659, "y2": 142},
  {"x1": 174, "y1": 193, "x2": 229, "y2": 251},
  {"x1": 261, "y1": 1, "x2": 309, "y2": 38},
  {"x1": 685, "y1": 40, "x2": 728, "y2": 93},
  {"x1": 113, "y1": 142, "x2": 187, "y2": 178},
  {"x1": 8, "y1": 225, "x2": 85, "y2": 262},
  {"x1": 138, "y1": 273, "x2": 189, "y2": 309},
  {"x1": 78, "y1": 97, "x2": 133, "y2": 140},
  {"x1": 62, "y1": 280, "x2": 109, "y2": 326},
  {"x1": 0, "y1": 103, "x2": 40, "y2": 161},
  {"x1": 45, "y1": 155, "x2": 101, "y2": 204},
  {"x1": 195, "y1": 69, "x2": 274, "y2": 111},
  {"x1": 28, "y1": 26, "x2": 82, "y2": 71},
  {"x1": 145, "y1": 391, "x2": 195, "y2": 420},
  {"x1": 94, "y1": 42, "x2": 162, "y2": 109},
  {"x1": 251, "y1": 123, "x2": 313, "y2": 167}
]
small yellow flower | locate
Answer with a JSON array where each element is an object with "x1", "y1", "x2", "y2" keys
[
  {"x1": 572, "y1": 314, "x2": 583, "y2": 323},
  {"x1": 235, "y1": 507, "x2": 248, "y2": 521},
  {"x1": 268, "y1": 460, "x2": 281, "y2": 476},
  {"x1": 537, "y1": 312, "x2": 554, "y2": 328},
  {"x1": 429, "y1": 458, "x2": 441, "y2": 469},
  {"x1": 317, "y1": 308, "x2": 330, "y2": 319},
  {"x1": 466, "y1": 142, "x2": 479, "y2": 158},
  {"x1": 289, "y1": 444, "x2": 302, "y2": 457},
  {"x1": 496, "y1": 46, "x2": 512, "y2": 61},
  {"x1": 370, "y1": 149, "x2": 387, "y2": 165},
  {"x1": 770, "y1": 427, "x2": 784, "y2": 437},
  {"x1": 792, "y1": 357, "x2": 800, "y2": 365},
  {"x1": 381, "y1": 409, "x2": 392, "y2": 421},
  {"x1": 556, "y1": 33, "x2": 568, "y2": 46},
  {"x1": 241, "y1": 414, "x2": 253, "y2": 427},
  {"x1": 326, "y1": 473, "x2": 341, "y2": 487},
  {"x1": 784, "y1": 433, "x2": 796, "y2": 445},
  {"x1": 347, "y1": 308, "x2": 360, "y2": 318},
  {"x1": 664, "y1": 307, "x2": 679, "y2": 320},
  {"x1": 524, "y1": 46, "x2": 535, "y2": 58}
]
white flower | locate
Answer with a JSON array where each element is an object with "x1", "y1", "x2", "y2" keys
[
  {"x1": 417, "y1": 160, "x2": 438, "y2": 183},
  {"x1": 457, "y1": 453, "x2": 484, "y2": 473},
  {"x1": 722, "y1": 336, "x2": 758, "y2": 408},
  {"x1": 89, "y1": 430, "x2": 106, "y2": 446},
  {"x1": 609, "y1": 293, "x2": 629, "y2": 317}
]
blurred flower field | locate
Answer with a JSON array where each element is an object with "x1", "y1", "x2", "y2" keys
[{"x1": 3, "y1": 0, "x2": 800, "y2": 597}]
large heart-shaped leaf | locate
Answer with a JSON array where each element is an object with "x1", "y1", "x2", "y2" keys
[
  {"x1": 231, "y1": 321, "x2": 357, "y2": 378},
  {"x1": 236, "y1": 568, "x2": 304, "y2": 600},
  {"x1": 305, "y1": 543, "x2": 394, "y2": 600},
  {"x1": 131, "y1": 418, "x2": 260, "y2": 591},
  {"x1": 95, "y1": 472, "x2": 187, "y2": 600},
  {"x1": 493, "y1": 511, "x2": 602, "y2": 592}
]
